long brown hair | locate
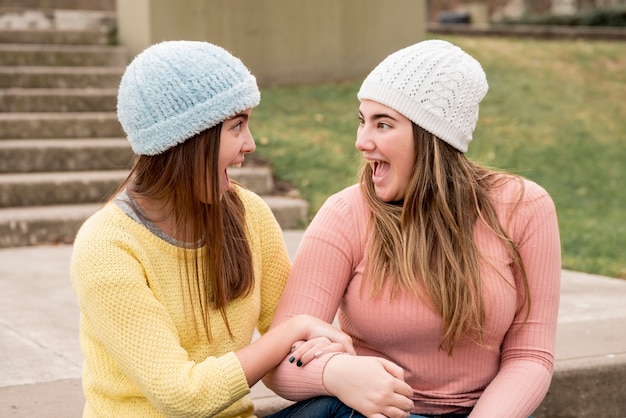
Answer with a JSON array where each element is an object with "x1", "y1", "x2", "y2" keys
[
  {"x1": 114, "y1": 124, "x2": 254, "y2": 340},
  {"x1": 361, "y1": 123, "x2": 529, "y2": 354}
]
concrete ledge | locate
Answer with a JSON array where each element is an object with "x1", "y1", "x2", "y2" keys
[
  {"x1": 1, "y1": 239, "x2": 625, "y2": 417},
  {"x1": 536, "y1": 354, "x2": 626, "y2": 417},
  {"x1": 428, "y1": 23, "x2": 626, "y2": 41},
  {"x1": 0, "y1": 379, "x2": 84, "y2": 417},
  {"x1": 251, "y1": 383, "x2": 294, "y2": 418}
]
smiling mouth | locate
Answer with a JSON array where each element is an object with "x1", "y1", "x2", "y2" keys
[
  {"x1": 228, "y1": 159, "x2": 244, "y2": 169},
  {"x1": 372, "y1": 160, "x2": 389, "y2": 178}
]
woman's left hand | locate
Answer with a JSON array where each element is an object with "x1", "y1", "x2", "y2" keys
[{"x1": 289, "y1": 336, "x2": 352, "y2": 367}]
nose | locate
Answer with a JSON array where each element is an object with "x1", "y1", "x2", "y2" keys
[
  {"x1": 243, "y1": 129, "x2": 256, "y2": 154},
  {"x1": 355, "y1": 125, "x2": 374, "y2": 152}
]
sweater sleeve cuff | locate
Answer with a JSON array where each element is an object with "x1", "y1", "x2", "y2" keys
[
  {"x1": 318, "y1": 352, "x2": 348, "y2": 396},
  {"x1": 221, "y1": 351, "x2": 251, "y2": 401}
]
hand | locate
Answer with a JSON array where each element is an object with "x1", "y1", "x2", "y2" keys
[
  {"x1": 288, "y1": 336, "x2": 350, "y2": 367},
  {"x1": 292, "y1": 314, "x2": 356, "y2": 356},
  {"x1": 323, "y1": 355, "x2": 413, "y2": 418}
]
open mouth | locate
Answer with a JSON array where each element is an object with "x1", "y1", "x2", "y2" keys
[
  {"x1": 372, "y1": 160, "x2": 389, "y2": 179},
  {"x1": 223, "y1": 160, "x2": 244, "y2": 191}
]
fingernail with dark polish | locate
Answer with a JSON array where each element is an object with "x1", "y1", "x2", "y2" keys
[
  {"x1": 296, "y1": 360, "x2": 302, "y2": 367},
  {"x1": 288, "y1": 356, "x2": 295, "y2": 363}
]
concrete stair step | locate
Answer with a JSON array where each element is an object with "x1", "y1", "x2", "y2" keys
[
  {"x1": 0, "y1": 43, "x2": 126, "y2": 67},
  {"x1": 0, "y1": 196, "x2": 308, "y2": 248},
  {"x1": 0, "y1": 28, "x2": 110, "y2": 44},
  {"x1": 0, "y1": 87, "x2": 117, "y2": 112},
  {"x1": 259, "y1": 195, "x2": 308, "y2": 229},
  {"x1": 0, "y1": 112, "x2": 123, "y2": 138},
  {"x1": 0, "y1": 138, "x2": 132, "y2": 172},
  {"x1": 230, "y1": 166, "x2": 274, "y2": 196},
  {"x1": 0, "y1": 203, "x2": 100, "y2": 247},
  {"x1": 0, "y1": 166, "x2": 280, "y2": 206},
  {"x1": 0, "y1": 0, "x2": 115, "y2": 11},
  {"x1": 0, "y1": 66, "x2": 123, "y2": 88},
  {"x1": 0, "y1": 140, "x2": 282, "y2": 193},
  {"x1": 0, "y1": 8, "x2": 115, "y2": 32},
  {"x1": 0, "y1": 170, "x2": 125, "y2": 207}
]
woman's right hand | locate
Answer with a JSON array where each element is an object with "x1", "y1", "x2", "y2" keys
[{"x1": 322, "y1": 355, "x2": 414, "y2": 418}]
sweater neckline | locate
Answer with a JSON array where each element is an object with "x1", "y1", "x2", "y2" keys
[{"x1": 113, "y1": 189, "x2": 202, "y2": 248}]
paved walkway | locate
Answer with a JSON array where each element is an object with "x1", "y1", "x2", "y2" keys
[{"x1": 1, "y1": 230, "x2": 625, "y2": 417}]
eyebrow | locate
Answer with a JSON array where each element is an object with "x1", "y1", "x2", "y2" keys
[
  {"x1": 359, "y1": 111, "x2": 399, "y2": 121},
  {"x1": 231, "y1": 112, "x2": 249, "y2": 121}
]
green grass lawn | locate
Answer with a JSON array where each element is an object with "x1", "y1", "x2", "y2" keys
[{"x1": 251, "y1": 34, "x2": 626, "y2": 279}]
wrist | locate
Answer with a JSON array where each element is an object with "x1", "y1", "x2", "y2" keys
[
  {"x1": 321, "y1": 352, "x2": 349, "y2": 396},
  {"x1": 283, "y1": 314, "x2": 309, "y2": 343}
]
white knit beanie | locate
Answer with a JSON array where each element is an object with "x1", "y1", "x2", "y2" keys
[
  {"x1": 117, "y1": 41, "x2": 260, "y2": 156},
  {"x1": 357, "y1": 40, "x2": 488, "y2": 153}
]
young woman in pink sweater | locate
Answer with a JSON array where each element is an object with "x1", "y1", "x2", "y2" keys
[{"x1": 263, "y1": 40, "x2": 561, "y2": 418}]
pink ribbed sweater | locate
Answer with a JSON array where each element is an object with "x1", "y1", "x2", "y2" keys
[{"x1": 265, "y1": 177, "x2": 561, "y2": 418}]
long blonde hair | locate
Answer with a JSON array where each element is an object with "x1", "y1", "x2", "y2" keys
[
  {"x1": 361, "y1": 123, "x2": 529, "y2": 354},
  {"x1": 115, "y1": 124, "x2": 254, "y2": 341}
]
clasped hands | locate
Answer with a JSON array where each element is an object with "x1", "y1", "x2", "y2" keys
[{"x1": 287, "y1": 317, "x2": 413, "y2": 418}]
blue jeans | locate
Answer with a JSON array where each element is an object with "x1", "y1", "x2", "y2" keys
[
  {"x1": 410, "y1": 415, "x2": 469, "y2": 418},
  {"x1": 411, "y1": 414, "x2": 529, "y2": 418},
  {"x1": 264, "y1": 396, "x2": 362, "y2": 418},
  {"x1": 265, "y1": 396, "x2": 529, "y2": 418},
  {"x1": 265, "y1": 396, "x2": 486, "y2": 418}
]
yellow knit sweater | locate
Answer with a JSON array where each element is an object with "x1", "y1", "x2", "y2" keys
[{"x1": 70, "y1": 187, "x2": 291, "y2": 417}]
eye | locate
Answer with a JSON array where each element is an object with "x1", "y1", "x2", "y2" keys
[
  {"x1": 378, "y1": 122, "x2": 391, "y2": 129},
  {"x1": 233, "y1": 120, "x2": 243, "y2": 131}
]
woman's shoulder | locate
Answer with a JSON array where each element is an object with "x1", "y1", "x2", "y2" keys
[
  {"x1": 490, "y1": 174, "x2": 553, "y2": 205},
  {"x1": 325, "y1": 184, "x2": 364, "y2": 207},
  {"x1": 74, "y1": 202, "x2": 153, "y2": 247},
  {"x1": 488, "y1": 174, "x2": 557, "y2": 229},
  {"x1": 75, "y1": 202, "x2": 128, "y2": 239},
  {"x1": 311, "y1": 184, "x2": 368, "y2": 227}
]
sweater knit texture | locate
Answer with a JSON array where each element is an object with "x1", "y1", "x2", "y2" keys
[
  {"x1": 266, "y1": 177, "x2": 561, "y2": 418},
  {"x1": 70, "y1": 186, "x2": 290, "y2": 417}
]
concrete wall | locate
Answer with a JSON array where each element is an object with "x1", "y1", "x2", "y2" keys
[{"x1": 115, "y1": 0, "x2": 426, "y2": 86}]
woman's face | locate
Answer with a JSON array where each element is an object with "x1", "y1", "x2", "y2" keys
[
  {"x1": 218, "y1": 108, "x2": 256, "y2": 195},
  {"x1": 356, "y1": 100, "x2": 415, "y2": 202}
]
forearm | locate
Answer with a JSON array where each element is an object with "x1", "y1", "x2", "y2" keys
[
  {"x1": 236, "y1": 316, "x2": 305, "y2": 386},
  {"x1": 264, "y1": 351, "x2": 338, "y2": 400},
  {"x1": 470, "y1": 360, "x2": 552, "y2": 417},
  {"x1": 240, "y1": 315, "x2": 353, "y2": 387}
]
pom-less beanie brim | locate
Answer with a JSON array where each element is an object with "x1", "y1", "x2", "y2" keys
[{"x1": 125, "y1": 79, "x2": 259, "y2": 156}]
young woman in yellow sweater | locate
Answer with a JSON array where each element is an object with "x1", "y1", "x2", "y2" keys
[{"x1": 70, "y1": 41, "x2": 353, "y2": 418}]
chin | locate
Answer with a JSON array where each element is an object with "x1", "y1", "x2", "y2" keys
[{"x1": 375, "y1": 192, "x2": 392, "y2": 202}]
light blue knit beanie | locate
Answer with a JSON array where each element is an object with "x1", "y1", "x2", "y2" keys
[{"x1": 117, "y1": 41, "x2": 260, "y2": 155}]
